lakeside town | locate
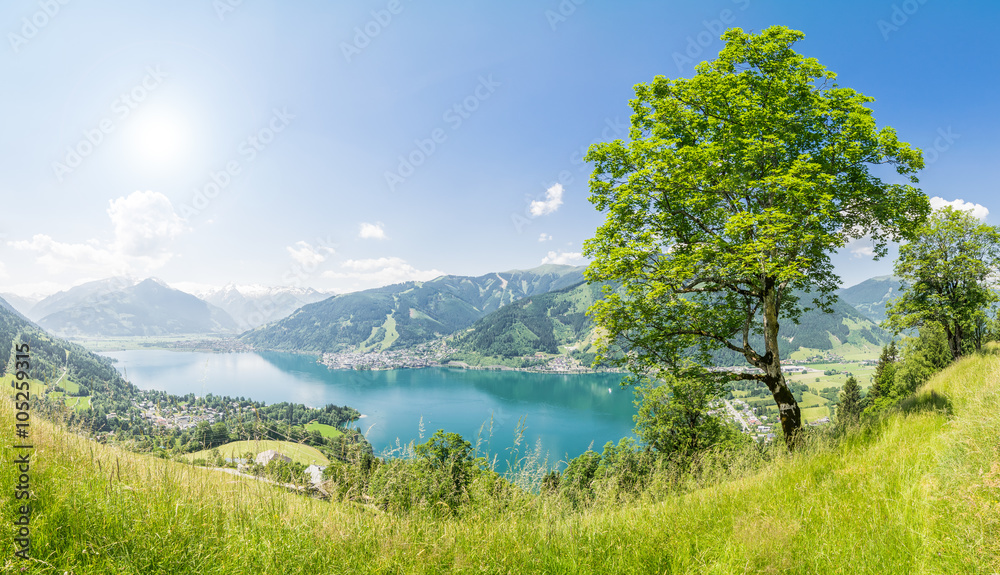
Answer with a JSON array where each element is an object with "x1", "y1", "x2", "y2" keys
[{"x1": 316, "y1": 339, "x2": 609, "y2": 374}]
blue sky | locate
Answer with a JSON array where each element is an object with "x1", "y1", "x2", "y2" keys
[{"x1": 1, "y1": 0, "x2": 998, "y2": 298}]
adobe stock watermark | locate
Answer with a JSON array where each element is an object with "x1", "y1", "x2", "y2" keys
[
  {"x1": 213, "y1": 0, "x2": 246, "y2": 22},
  {"x1": 878, "y1": 0, "x2": 930, "y2": 40},
  {"x1": 8, "y1": 0, "x2": 70, "y2": 54},
  {"x1": 511, "y1": 117, "x2": 628, "y2": 233},
  {"x1": 672, "y1": 0, "x2": 751, "y2": 73},
  {"x1": 923, "y1": 126, "x2": 959, "y2": 165},
  {"x1": 341, "y1": 0, "x2": 409, "y2": 63},
  {"x1": 545, "y1": 0, "x2": 585, "y2": 31},
  {"x1": 51, "y1": 66, "x2": 168, "y2": 183},
  {"x1": 180, "y1": 107, "x2": 294, "y2": 219},
  {"x1": 384, "y1": 75, "x2": 501, "y2": 192}
]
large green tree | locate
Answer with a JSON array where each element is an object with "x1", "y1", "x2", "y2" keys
[
  {"x1": 886, "y1": 206, "x2": 1000, "y2": 360},
  {"x1": 583, "y1": 26, "x2": 929, "y2": 447}
]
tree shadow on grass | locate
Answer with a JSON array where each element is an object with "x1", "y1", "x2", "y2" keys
[{"x1": 897, "y1": 389, "x2": 953, "y2": 416}]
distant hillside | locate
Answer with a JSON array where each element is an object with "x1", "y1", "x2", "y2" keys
[
  {"x1": 448, "y1": 283, "x2": 891, "y2": 367},
  {"x1": 835, "y1": 275, "x2": 902, "y2": 323},
  {"x1": 28, "y1": 277, "x2": 137, "y2": 322},
  {"x1": 447, "y1": 280, "x2": 605, "y2": 363},
  {"x1": 0, "y1": 292, "x2": 38, "y2": 318},
  {"x1": 37, "y1": 278, "x2": 238, "y2": 337},
  {"x1": 0, "y1": 299, "x2": 133, "y2": 398},
  {"x1": 199, "y1": 284, "x2": 331, "y2": 331},
  {"x1": 240, "y1": 265, "x2": 586, "y2": 352}
]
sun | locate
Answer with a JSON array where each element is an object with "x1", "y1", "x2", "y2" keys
[{"x1": 122, "y1": 107, "x2": 190, "y2": 171}]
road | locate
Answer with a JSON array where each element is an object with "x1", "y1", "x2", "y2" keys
[{"x1": 723, "y1": 398, "x2": 750, "y2": 433}]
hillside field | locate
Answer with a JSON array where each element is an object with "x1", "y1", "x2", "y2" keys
[{"x1": 181, "y1": 439, "x2": 330, "y2": 466}]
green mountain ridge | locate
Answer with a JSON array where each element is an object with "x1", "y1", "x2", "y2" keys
[
  {"x1": 447, "y1": 283, "x2": 892, "y2": 366},
  {"x1": 240, "y1": 265, "x2": 587, "y2": 352},
  {"x1": 835, "y1": 275, "x2": 902, "y2": 324},
  {"x1": 0, "y1": 295, "x2": 134, "y2": 399}
]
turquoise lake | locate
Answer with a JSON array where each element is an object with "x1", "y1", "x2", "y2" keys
[{"x1": 101, "y1": 350, "x2": 637, "y2": 468}]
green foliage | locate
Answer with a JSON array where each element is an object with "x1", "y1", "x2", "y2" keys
[
  {"x1": 836, "y1": 376, "x2": 863, "y2": 426},
  {"x1": 867, "y1": 326, "x2": 951, "y2": 413},
  {"x1": 633, "y1": 375, "x2": 734, "y2": 459},
  {"x1": 887, "y1": 206, "x2": 1000, "y2": 359},
  {"x1": 893, "y1": 325, "x2": 952, "y2": 398},
  {"x1": 414, "y1": 429, "x2": 477, "y2": 494},
  {"x1": 7, "y1": 341, "x2": 996, "y2": 572},
  {"x1": 582, "y1": 26, "x2": 928, "y2": 444},
  {"x1": 555, "y1": 438, "x2": 659, "y2": 507},
  {"x1": 866, "y1": 341, "x2": 898, "y2": 406}
]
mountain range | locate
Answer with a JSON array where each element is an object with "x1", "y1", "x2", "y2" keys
[
  {"x1": 834, "y1": 275, "x2": 902, "y2": 324},
  {"x1": 445, "y1": 281, "x2": 893, "y2": 366},
  {"x1": 239, "y1": 265, "x2": 586, "y2": 352},
  {"x1": 2, "y1": 266, "x2": 902, "y2": 362},
  {"x1": 197, "y1": 284, "x2": 330, "y2": 331},
  {"x1": 34, "y1": 278, "x2": 238, "y2": 337}
]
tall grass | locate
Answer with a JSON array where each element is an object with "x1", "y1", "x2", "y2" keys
[{"x1": 2, "y1": 350, "x2": 999, "y2": 573}]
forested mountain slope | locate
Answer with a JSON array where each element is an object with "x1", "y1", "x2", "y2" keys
[{"x1": 240, "y1": 265, "x2": 585, "y2": 352}]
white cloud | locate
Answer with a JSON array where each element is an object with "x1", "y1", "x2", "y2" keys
[
  {"x1": 323, "y1": 257, "x2": 444, "y2": 290},
  {"x1": 286, "y1": 240, "x2": 335, "y2": 268},
  {"x1": 358, "y1": 222, "x2": 388, "y2": 240},
  {"x1": 541, "y1": 250, "x2": 587, "y2": 266},
  {"x1": 530, "y1": 183, "x2": 564, "y2": 217},
  {"x1": 108, "y1": 191, "x2": 187, "y2": 258},
  {"x1": 9, "y1": 234, "x2": 120, "y2": 274},
  {"x1": 538, "y1": 233, "x2": 553, "y2": 242},
  {"x1": 8, "y1": 191, "x2": 187, "y2": 277},
  {"x1": 930, "y1": 196, "x2": 989, "y2": 220},
  {"x1": 851, "y1": 245, "x2": 875, "y2": 258},
  {"x1": 0, "y1": 261, "x2": 7, "y2": 279}
]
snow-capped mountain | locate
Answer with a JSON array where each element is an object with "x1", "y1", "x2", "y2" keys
[{"x1": 197, "y1": 284, "x2": 332, "y2": 331}]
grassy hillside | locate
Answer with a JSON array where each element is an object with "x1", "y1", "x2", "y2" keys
[{"x1": 3, "y1": 348, "x2": 999, "y2": 572}]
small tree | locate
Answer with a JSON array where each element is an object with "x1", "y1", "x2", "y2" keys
[
  {"x1": 887, "y1": 206, "x2": 1000, "y2": 360},
  {"x1": 866, "y1": 341, "x2": 898, "y2": 406},
  {"x1": 835, "y1": 376, "x2": 863, "y2": 426},
  {"x1": 414, "y1": 429, "x2": 477, "y2": 493},
  {"x1": 633, "y1": 375, "x2": 732, "y2": 458},
  {"x1": 583, "y1": 26, "x2": 928, "y2": 448}
]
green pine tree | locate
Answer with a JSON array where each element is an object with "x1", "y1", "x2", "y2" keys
[
  {"x1": 867, "y1": 341, "x2": 898, "y2": 405},
  {"x1": 837, "y1": 376, "x2": 863, "y2": 426}
]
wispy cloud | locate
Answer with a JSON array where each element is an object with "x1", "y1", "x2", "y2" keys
[
  {"x1": 538, "y1": 233, "x2": 553, "y2": 242},
  {"x1": 286, "y1": 240, "x2": 335, "y2": 268},
  {"x1": 323, "y1": 257, "x2": 443, "y2": 290}
]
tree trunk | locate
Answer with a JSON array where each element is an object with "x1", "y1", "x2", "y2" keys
[
  {"x1": 945, "y1": 323, "x2": 962, "y2": 360},
  {"x1": 762, "y1": 278, "x2": 802, "y2": 448}
]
